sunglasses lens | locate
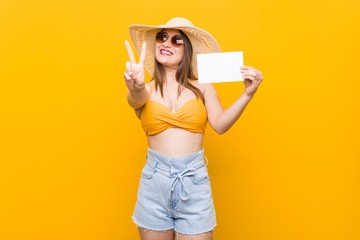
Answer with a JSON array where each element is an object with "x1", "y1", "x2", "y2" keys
[
  {"x1": 155, "y1": 32, "x2": 167, "y2": 43},
  {"x1": 155, "y1": 32, "x2": 184, "y2": 47},
  {"x1": 172, "y1": 35, "x2": 184, "y2": 47}
]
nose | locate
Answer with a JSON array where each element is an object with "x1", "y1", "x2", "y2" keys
[{"x1": 162, "y1": 38, "x2": 172, "y2": 47}]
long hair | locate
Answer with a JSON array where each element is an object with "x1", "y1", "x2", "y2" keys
[{"x1": 152, "y1": 30, "x2": 204, "y2": 102}]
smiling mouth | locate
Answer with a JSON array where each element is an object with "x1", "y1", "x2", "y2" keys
[{"x1": 160, "y1": 49, "x2": 173, "y2": 55}]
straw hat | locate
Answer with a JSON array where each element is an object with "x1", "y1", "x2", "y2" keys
[{"x1": 128, "y1": 17, "x2": 220, "y2": 78}]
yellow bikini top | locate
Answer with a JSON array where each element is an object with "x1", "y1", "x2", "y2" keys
[{"x1": 140, "y1": 94, "x2": 207, "y2": 136}]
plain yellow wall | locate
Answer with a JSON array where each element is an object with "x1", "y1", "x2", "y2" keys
[{"x1": 1, "y1": 0, "x2": 359, "y2": 239}]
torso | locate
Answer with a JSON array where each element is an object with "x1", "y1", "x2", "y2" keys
[{"x1": 140, "y1": 80, "x2": 207, "y2": 157}]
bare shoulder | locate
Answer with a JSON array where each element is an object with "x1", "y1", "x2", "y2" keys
[
  {"x1": 192, "y1": 80, "x2": 222, "y2": 115},
  {"x1": 191, "y1": 80, "x2": 216, "y2": 96}
]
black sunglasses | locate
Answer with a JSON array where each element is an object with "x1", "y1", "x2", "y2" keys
[{"x1": 155, "y1": 31, "x2": 184, "y2": 47}]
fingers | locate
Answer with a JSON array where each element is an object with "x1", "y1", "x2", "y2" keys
[
  {"x1": 243, "y1": 75, "x2": 256, "y2": 81},
  {"x1": 124, "y1": 41, "x2": 146, "y2": 86},
  {"x1": 241, "y1": 71, "x2": 257, "y2": 80},
  {"x1": 125, "y1": 61, "x2": 132, "y2": 73},
  {"x1": 139, "y1": 41, "x2": 147, "y2": 65},
  {"x1": 124, "y1": 71, "x2": 131, "y2": 81},
  {"x1": 124, "y1": 40, "x2": 136, "y2": 64},
  {"x1": 240, "y1": 66, "x2": 263, "y2": 82},
  {"x1": 124, "y1": 60, "x2": 135, "y2": 81}
]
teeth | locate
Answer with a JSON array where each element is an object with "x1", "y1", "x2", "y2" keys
[{"x1": 160, "y1": 49, "x2": 172, "y2": 55}]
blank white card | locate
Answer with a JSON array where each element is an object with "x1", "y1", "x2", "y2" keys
[{"x1": 197, "y1": 51, "x2": 244, "y2": 84}]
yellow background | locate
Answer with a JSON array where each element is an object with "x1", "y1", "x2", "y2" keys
[{"x1": 1, "y1": 0, "x2": 359, "y2": 239}]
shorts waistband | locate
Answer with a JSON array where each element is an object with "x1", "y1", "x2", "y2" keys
[
  {"x1": 146, "y1": 148, "x2": 207, "y2": 175},
  {"x1": 146, "y1": 148, "x2": 208, "y2": 201}
]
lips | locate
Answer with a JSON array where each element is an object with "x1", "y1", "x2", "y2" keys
[{"x1": 160, "y1": 49, "x2": 173, "y2": 55}]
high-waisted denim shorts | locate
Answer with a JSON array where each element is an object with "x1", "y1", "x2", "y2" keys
[{"x1": 132, "y1": 148, "x2": 216, "y2": 235}]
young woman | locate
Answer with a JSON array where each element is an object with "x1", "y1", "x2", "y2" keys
[{"x1": 124, "y1": 17, "x2": 263, "y2": 240}]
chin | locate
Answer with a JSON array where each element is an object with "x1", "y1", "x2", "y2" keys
[{"x1": 157, "y1": 59, "x2": 177, "y2": 67}]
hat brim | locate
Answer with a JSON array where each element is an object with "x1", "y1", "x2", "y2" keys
[{"x1": 129, "y1": 21, "x2": 220, "y2": 78}]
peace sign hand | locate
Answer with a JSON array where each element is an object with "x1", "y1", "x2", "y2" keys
[{"x1": 124, "y1": 40, "x2": 146, "y2": 92}]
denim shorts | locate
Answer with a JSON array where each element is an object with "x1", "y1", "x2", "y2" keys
[{"x1": 132, "y1": 148, "x2": 216, "y2": 235}]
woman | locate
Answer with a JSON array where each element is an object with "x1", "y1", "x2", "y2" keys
[{"x1": 124, "y1": 17, "x2": 263, "y2": 240}]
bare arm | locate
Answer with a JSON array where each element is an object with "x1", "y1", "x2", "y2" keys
[
  {"x1": 126, "y1": 85, "x2": 150, "y2": 110},
  {"x1": 204, "y1": 66, "x2": 263, "y2": 134}
]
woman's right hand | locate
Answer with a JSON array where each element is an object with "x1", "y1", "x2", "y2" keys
[{"x1": 124, "y1": 40, "x2": 146, "y2": 92}]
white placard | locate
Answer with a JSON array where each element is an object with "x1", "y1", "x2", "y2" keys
[{"x1": 197, "y1": 51, "x2": 244, "y2": 84}]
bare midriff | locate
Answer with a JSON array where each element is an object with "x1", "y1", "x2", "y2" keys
[{"x1": 147, "y1": 128, "x2": 204, "y2": 157}]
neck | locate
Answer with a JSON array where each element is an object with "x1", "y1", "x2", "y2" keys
[{"x1": 164, "y1": 68, "x2": 177, "y2": 83}]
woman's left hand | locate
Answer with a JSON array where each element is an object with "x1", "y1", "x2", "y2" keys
[{"x1": 240, "y1": 66, "x2": 263, "y2": 97}]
